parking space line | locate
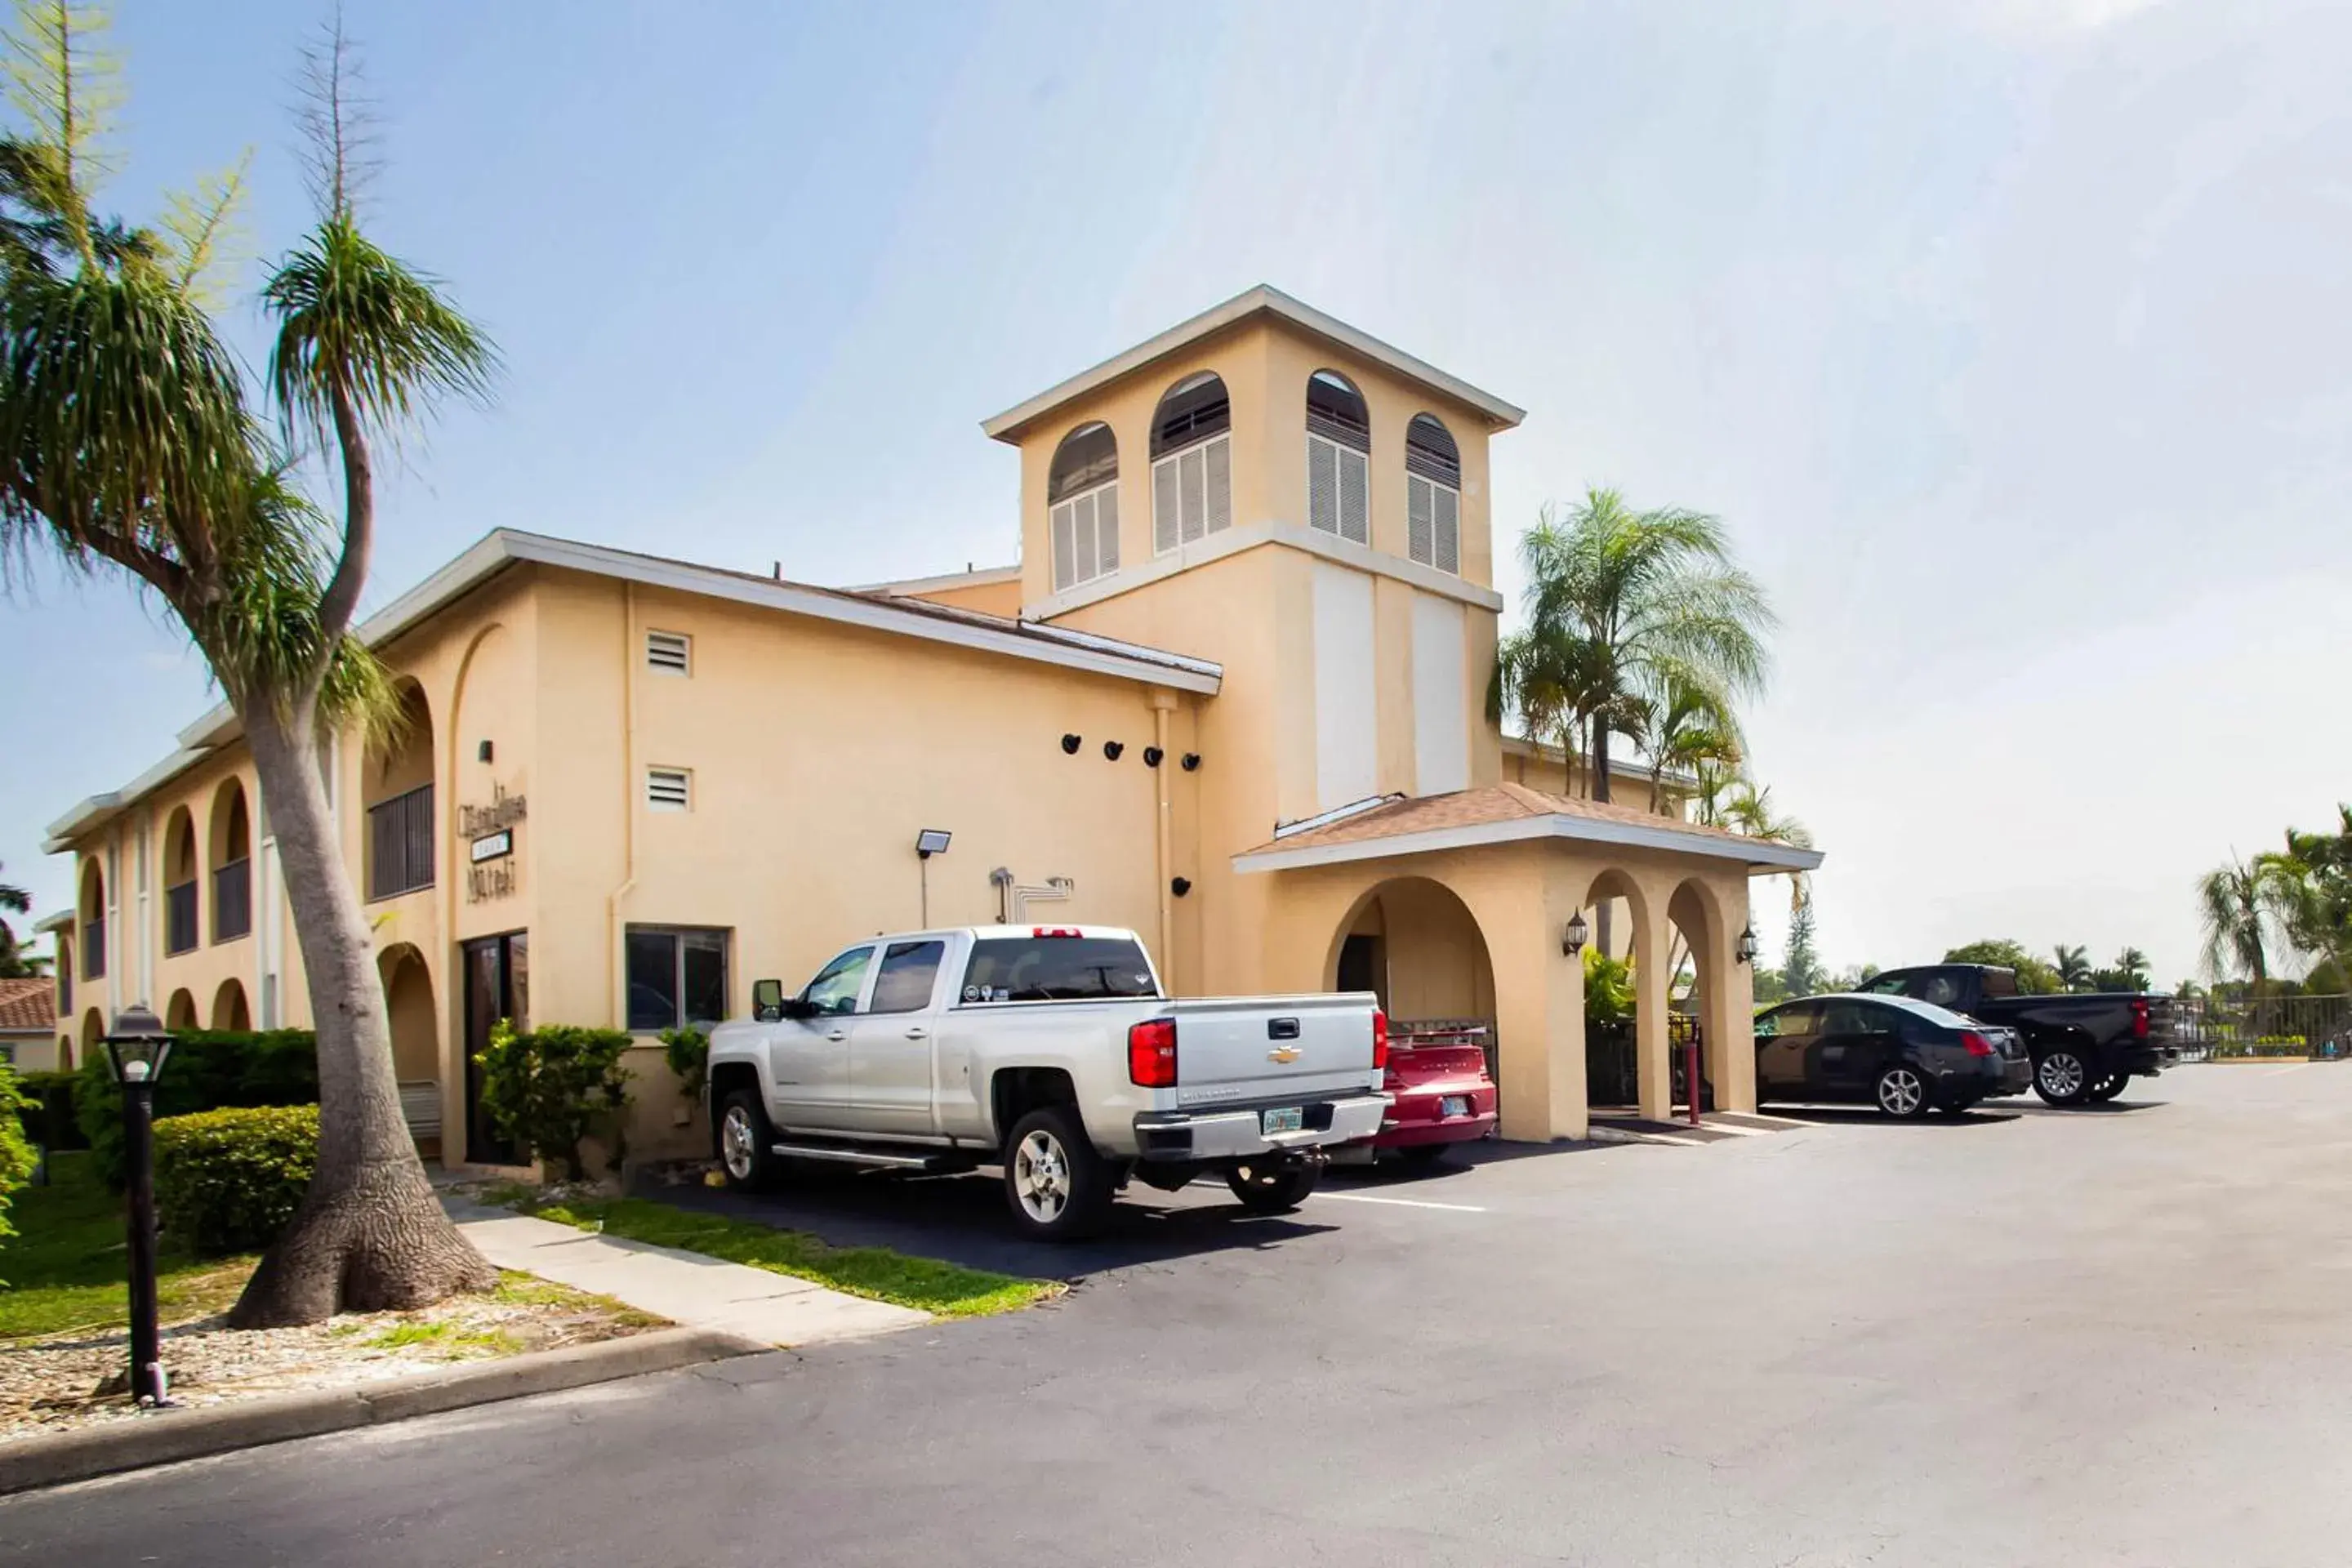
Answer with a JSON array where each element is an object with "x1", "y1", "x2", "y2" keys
[
  {"x1": 2265, "y1": 1062, "x2": 2314, "y2": 1076},
  {"x1": 1313, "y1": 1192, "x2": 1489, "y2": 1213}
]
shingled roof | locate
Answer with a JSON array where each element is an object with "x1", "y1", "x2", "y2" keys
[
  {"x1": 0, "y1": 978, "x2": 56, "y2": 1034},
  {"x1": 1232, "y1": 783, "x2": 1823, "y2": 873}
]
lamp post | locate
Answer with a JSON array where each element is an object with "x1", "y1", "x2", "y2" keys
[{"x1": 103, "y1": 1003, "x2": 175, "y2": 1408}]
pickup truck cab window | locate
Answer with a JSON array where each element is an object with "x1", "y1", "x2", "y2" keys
[
  {"x1": 869, "y1": 941, "x2": 946, "y2": 1014},
  {"x1": 803, "y1": 946, "x2": 875, "y2": 1015},
  {"x1": 960, "y1": 935, "x2": 1160, "y2": 1004}
]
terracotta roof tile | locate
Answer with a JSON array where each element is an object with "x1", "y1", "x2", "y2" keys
[{"x1": 0, "y1": 978, "x2": 56, "y2": 1033}]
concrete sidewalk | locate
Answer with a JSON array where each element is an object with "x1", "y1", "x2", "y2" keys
[{"x1": 448, "y1": 1203, "x2": 929, "y2": 1347}]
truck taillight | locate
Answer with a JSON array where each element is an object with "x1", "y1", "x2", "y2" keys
[
  {"x1": 2132, "y1": 998, "x2": 2149, "y2": 1040},
  {"x1": 1959, "y1": 1031, "x2": 1995, "y2": 1058},
  {"x1": 1372, "y1": 1008, "x2": 1389, "y2": 1071},
  {"x1": 1128, "y1": 1018, "x2": 1178, "y2": 1087}
]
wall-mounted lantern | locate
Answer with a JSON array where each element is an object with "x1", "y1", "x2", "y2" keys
[
  {"x1": 1060, "y1": 733, "x2": 1081, "y2": 755},
  {"x1": 1180, "y1": 753, "x2": 1201, "y2": 772},
  {"x1": 1102, "y1": 741, "x2": 1125, "y2": 761},
  {"x1": 1143, "y1": 746, "x2": 1165, "y2": 768},
  {"x1": 1735, "y1": 926, "x2": 1759, "y2": 965},
  {"x1": 1170, "y1": 876, "x2": 1192, "y2": 898},
  {"x1": 1562, "y1": 911, "x2": 1589, "y2": 957}
]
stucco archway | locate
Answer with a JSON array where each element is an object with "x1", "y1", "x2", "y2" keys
[
  {"x1": 210, "y1": 978, "x2": 251, "y2": 1032},
  {"x1": 78, "y1": 1006, "x2": 104, "y2": 1068},
  {"x1": 1668, "y1": 878, "x2": 1727, "y2": 1111},
  {"x1": 164, "y1": 988, "x2": 198, "y2": 1032},
  {"x1": 378, "y1": 943, "x2": 439, "y2": 1082},
  {"x1": 1576, "y1": 867, "x2": 1661, "y2": 1115}
]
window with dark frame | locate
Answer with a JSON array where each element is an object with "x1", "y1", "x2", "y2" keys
[{"x1": 625, "y1": 925, "x2": 730, "y2": 1031}]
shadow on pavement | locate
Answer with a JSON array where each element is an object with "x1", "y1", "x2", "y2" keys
[
  {"x1": 1322, "y1": 1136, "x2": 1606, "y2": 1190},
  {"x1": 1998, "y1": 1098, "x2": 2166, "y2": 1116},
  {"x1": 638, "y1": 1163, "x2": 1340, "y2": 1281},
  {"x1": 1763, "y1": 1105, "x2": 2025, "y2": 1127}
]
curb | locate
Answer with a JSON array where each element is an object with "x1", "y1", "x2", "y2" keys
[{"x1": 0, "y1": 1325, "x2": 768, "y2": 1497}]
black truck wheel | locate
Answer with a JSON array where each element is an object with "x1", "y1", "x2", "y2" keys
[
  {"x1": 2034, "y1": 1048, "x2": 2092, "y2": 1107},
  {"x1": 1227, "y1": 1160, "x2": 1321, "y2": 1212},
  {"x1": 2087, "y1": 1072, "x2": 2129, "y2": 1103}
]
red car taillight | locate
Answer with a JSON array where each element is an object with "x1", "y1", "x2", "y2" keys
[
  {"x1": 1372, "y1": 1008, "x2": 1389, "y2": 1071},
  {"x1": 1128, "y1": 1018, "x2": 1178, "y2": 1087},
  {"x1": 2132, "y1": 998, "x2": 2150, "y2": 1040},
  {"x1": 1960, "y1": 1031, "x2": 1996, "y2": 1058}
]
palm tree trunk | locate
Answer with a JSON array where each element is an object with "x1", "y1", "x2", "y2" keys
[
  {"x1": 228, "y1": 702, "x2": 496, "y2": 1327},
  {"x1": 1592, "y1": 722, "x2": 1614, "y2": 804}
]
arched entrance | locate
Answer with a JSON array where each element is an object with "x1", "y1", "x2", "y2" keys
[
  {"x1": 380, "y1": 943, "x2": 441, "y2": 1154},
  {"x1": 164, "y1": 989, "x2": 198, "y2": 1032},
  {"x1": 78, "y1": 1006, "x2": 104, "y2": 1070},
  {"x1": 211, "y1": 978, "x2": 251, "y2": 1031},
  {"x1": 1326, "y1": 875, "x2": 1499, "y2": 1098},
  {"x1": 1668, "y1": 879, "x2": 1730, "y2": 1114},
  {"x1": 1578, "y1": 868, "x2": 1659, "y2": 1116}
]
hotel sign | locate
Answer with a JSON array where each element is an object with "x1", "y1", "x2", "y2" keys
[{"x1": 461, "y1": 785, "x2": 526, "y2": 902}]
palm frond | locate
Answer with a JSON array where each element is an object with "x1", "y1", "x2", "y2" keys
[{"x1": 158, "y1": 149, "x2": 252, "y2": 304}]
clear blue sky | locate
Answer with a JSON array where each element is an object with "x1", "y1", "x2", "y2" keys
[{"x1": 7, "y1": 0, "x2": 2350, "y2": 985}]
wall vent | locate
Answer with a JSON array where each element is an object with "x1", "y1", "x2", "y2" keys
[
  {"x1": 646, "y1": 630, "x2": 691, "y2": 675},
  {"x1": 646, "y1": 767, "x2": 692, "y2": 812}
]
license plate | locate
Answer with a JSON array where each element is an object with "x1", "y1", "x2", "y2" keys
[
  {"x1": 1440, "y1": 1095, "x2": 1471, "y2": 1119},
  {"x1": 1261, "y1": 1107, "x2": 1304, "y2": 1134}
]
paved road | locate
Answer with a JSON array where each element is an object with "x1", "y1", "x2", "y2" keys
[{"x1": 10, "y1": 1065, "x2": 2352, "y2": 1566}]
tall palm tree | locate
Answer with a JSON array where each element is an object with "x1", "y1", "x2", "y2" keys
[
  {"x1": 2053, "y1": 943, "x2": 2093, "y2": 992},
  {"x1": 1512, "y1": 489, "x2": 1774, "y2": 804},
  {"x1": 2195, "y1": 856, "x2": 2274, "y2": 990},
  {"x1": 1724, "y1": 780, "x2": 1815, "y2": 916},
  {"x1": 0, "y1": 862, "x2": 46, "y2": 978},
  {"x1": 0, "y1": 7, "x2": 497, "y2": 1325},
  {"x1": 2113, "y1": 947, "x2": 2153, "y2": 991}
]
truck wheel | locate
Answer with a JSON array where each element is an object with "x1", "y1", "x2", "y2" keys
[
  {"x1": 716, "y1": 1090, "x2": 783, "y2": 1192},
  {"x1": 2034, "y1": 1049, "x2": 2091, "y2": 1107},
  {"x1": 2087, "y1": 1072, "x2": 2128, "y2": 1103},
  {"x1": 1874, "y1": 1065, "x2": 1930, "y2": 1120},
  {"x1": 1227, "y1": 1161, "x2": 1321, "y2": 1212},
  {"x1": 1003, "y1": 1107, "x2": 1114, "y2": 1241}
]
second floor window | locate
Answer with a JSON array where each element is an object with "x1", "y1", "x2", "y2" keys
[
  {"x1": 1048, "y1": 421, "x2": 1120, "y2": 594},
  {"x1": 1152, "y1": 372, "x2": 1232, "y2": 554},
  {"x1": 1406, "y1": 413, "x2": 1462, "y2": 575},
  {"x1": 1307, "y1": 370, "x2": 1370, "y2": 546},
  {"x1": 368, "y1": 783, "x2": 435, "y2": 901}
]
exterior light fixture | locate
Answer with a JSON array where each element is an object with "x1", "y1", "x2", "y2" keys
[
  {"x1": 1170, "y1": 876, "x2": 1192, "y2": 898},
  {"x1": 1060, "y1": 733, "x2": 1082, "y2": 755},
  {"x1": 1180, "y1": 753, "x2": 1201, "y2": 772},
  {"x1": 1735, "y1": 926, "x2": 1759, "y2": 964},
  {"x1": 477, "y1": 739, "x2": 493, "y2": 763},
  {"x1": 1102, "y1": 741, "x2": 1125, "y2": 760},
  {"x1": 915, "y1": 830, "x2": 951, "y2": 859},
  {"x1": 1562, "y1": 912, "x2": 1589, "y2": 956},
  {"x1": 103, "y1": 1003, "x2": 175, "y2": 1408},
  {"x1": 1143, "y1": 746, "x2": 1165, "y2": 768}
]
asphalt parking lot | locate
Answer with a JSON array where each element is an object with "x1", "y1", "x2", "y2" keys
[{"x1": 10, "y1": 1063, "x2": 2351, "y2": 1566}]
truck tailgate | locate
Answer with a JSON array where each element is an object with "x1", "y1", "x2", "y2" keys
[{"x1": 1166, "y1": 995, "x2": 1378, "y2": 1106}]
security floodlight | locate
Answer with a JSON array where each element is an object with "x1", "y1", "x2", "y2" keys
[{"x1": 915, "y1": 830, "x2": 952, "y2": 859}]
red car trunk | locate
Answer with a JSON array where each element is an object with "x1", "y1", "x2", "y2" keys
[{"x1": 1372, "y1": 1022, "x2": 1499, "y2": 1152}]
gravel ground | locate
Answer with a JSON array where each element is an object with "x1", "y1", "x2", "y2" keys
[{"x1": 0, "y1": 1273, "x2": 663, "y2": 1442}]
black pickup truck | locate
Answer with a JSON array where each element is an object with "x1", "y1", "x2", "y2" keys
[{"x1": 1856, "y1": 964, "x2": 2177, "y2": 1107}]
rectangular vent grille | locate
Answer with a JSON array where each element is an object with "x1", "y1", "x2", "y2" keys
[
  {"x1": 646, "y1": 768, "x2": 692, "y2": 812},
  {"x1": 646, "y1": 630, "x2": 691, "y2": 674}
]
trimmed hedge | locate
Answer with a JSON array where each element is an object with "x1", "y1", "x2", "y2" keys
[
  {"x1": 475, "y1": 1021, "x2": 633, "y2": 1180},
  {"x1": 11, "y1": 1069, "x2": 86, "y2": 1152},
  {"x1": 154, "y1": 1104, "x2": 320, "y2": 1257},
  {"x1": 75, "y1": 1030, "x2": 318, "y2": 1190}
]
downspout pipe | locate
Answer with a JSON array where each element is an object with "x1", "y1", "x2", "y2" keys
[
  {"x1": 1152, "y1": 690, "x2": 1177, "y2": 991},
  {"x1": 608, "y1": 582, "x2": 639, "y2": 1030}
]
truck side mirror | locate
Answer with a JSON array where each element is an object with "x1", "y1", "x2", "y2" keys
[{"x1": 752, "y1": 978, "x2": 785, "y2": 1022}]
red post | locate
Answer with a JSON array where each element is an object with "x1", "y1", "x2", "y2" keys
[{"x1": 1685, "y1": 1038, "x2": 1702, "y2": 1127}]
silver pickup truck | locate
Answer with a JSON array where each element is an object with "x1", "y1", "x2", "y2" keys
[{"x1": 705, "y1": 924, "x2": 1388, "y2": 1239}]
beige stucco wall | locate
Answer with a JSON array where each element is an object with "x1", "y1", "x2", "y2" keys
[{"x1": 898, "y1": 576, "x2": 1023, "y2": 617}]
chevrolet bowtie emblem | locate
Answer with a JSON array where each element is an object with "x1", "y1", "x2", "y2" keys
[{"x1": 1267, "y1": 1045, "x2": 1302, "y2": 1064}]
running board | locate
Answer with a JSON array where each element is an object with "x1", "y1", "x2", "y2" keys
[{"x1": 769, "y1": 1141, "x2": 949, "y2": 1171}]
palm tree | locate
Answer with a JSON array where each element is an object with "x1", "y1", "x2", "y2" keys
[
  {"x1": 0, "y1": 7, "x2": 496, "y2": 1325},
  {"x1": 1512, "y1": 489, "x2": 1774, "y2": 804},
  {"x1": 2053, "y1": 944, "x2": 2093, "y2": 992},
  {"x1": 0, "y1": 862, "x2": 47, "y2": 978},
  {"x1": 1643, "y1": 676, "x2": 1743, "y2": 816},
  {"x1": 1489, "y1": 621, "x2": 1603, "y2": 795},
  {"x1": 2196, "y1": 856, "x2": 2274, "y2": 991},
  {"x1": 2113, "y1": 947, "x2": 2153, "y2": 991}
]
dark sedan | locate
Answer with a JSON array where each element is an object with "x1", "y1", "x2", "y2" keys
[{"x1": 1755, "y1": 994, "x2": 2031, "y2": 1118}]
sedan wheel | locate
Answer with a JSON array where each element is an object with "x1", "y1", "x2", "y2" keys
[
  {"x1": 1875, "y1": 1065, "x2": 1929, "y2": 1120},
  {"x1": 2035, "y1": 1049, "x2": 2091, "y2": 1107}
]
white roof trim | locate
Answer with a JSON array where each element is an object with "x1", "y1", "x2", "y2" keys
[
  {"x1": 1231, "y1": 811, "x2": 1827, "y2": 875},
  {"x1": 982, "y1": 285, "x2": 1526, "y2": 441},
  {"x1": 33, "y1": 910, "x2": 72, "y2": 934},
  {"x1": 853, "y1": 564, "x2": 1022, "y2": 596},
  {"x1": 1026, "y1": 519, "x2": 1506, "y2": 622},
  {"x1": 1273, "y1": 794, "x2": 1405, "y2": 840},
  {"x1": 47, "y1": 530, "x2": 1223, "y2": 850}
]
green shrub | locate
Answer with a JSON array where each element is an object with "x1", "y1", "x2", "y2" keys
[
  {"x1": 660, "y1": 1026, "x2": 710, "y2": 1104},
  {"x1": 0, "y1": 1067, "x2": 35, "y2": 1259},
  {"x1": 11, "y1": 1069, "x2": 86, "y2": 1152},
  {"x1": 153, "y1": 1104, "x2": 319, "y2": 1257},
  {"x1": 475, "y1": 1021, "x2": 633, "y2": 1180},
  {"x1": 74, "y1": 1030, "x2": 318, "y2": 1190}
]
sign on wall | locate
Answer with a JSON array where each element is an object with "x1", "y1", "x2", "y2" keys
[{"x1": 461, "y1": 783, "x2": 526, "y2": 903}]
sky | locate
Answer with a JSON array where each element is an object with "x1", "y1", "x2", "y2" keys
[{"x1": 5, "y1": 0, "x2": 2350, "y2": 987}]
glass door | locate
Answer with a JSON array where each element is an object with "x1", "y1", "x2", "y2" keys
[{"x1": 461, "y1": 931, "x2": 528, "y2": 1165}]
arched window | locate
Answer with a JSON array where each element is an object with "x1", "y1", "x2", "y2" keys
[
  {"x1": 1150, "y1": 372, "x2": 1232, "y2": 555},
  {"x1": 366, "y1": 684, "x2": 435, "y2": 900},
  {"x1": 1047, "y1": 422, "x2": 1119, "y2": 593},
  {"x1": 1305, "y1": 371, "x2": 1370, "y2": 546},
  {"x1": 78, "y1": 859, "x2": 105, "y2": 981},
  {"x1": 1405, "y1": 414, "x2": 1461, "y2": 575},
  {"x1": 163, "y1": 807, "x2": 199, "y2": 955},
  {"x1": 210, "y1": 779, "x2": 253, "y2": 943}
]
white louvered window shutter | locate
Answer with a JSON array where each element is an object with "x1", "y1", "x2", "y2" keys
[
  {"x1": 645, "y1": 630, "x2": 691, "y2": 675},
  {"x1": 1407, "y1": 475, "x2": 1435, "y2": 566},
  {"x1": 1433, "y1": 484, "x2": 1459, "y2": 574},
  {"x1": 1338, "y1": 446, "x2": 1368, "y2": 545},
  {"x1": 1053, "y1": 485, "x2": 1120, "y2": 591},
  {"x1": 1308, "y1": 434, "x2": 1339, "y2": 537},
  {"x1": 1096, "y1": 486, "x2": 1120, "y2": 572},
  {"x1": 1073, "y1": 492, "x2": 1098, "y2": 582},
  {"x1": 1178, "y1": 447, "x2": 1205, "y2": 543},
  {"x1": 1153, "y1": 459, "x2": 1179, "y2": 554},
  {"x1": 1052, "y1": 501, "x2": 1076, "y2": 591},
  {"x1": 1154, "y1": 433, "x2": 1231, "y2": 553},
  {"x1": 646, "y1": 768, "x2": 692, "y2": 812},
  {"x1": 1204, "y1": 434, "x2": 1231, "y2": 536}
]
